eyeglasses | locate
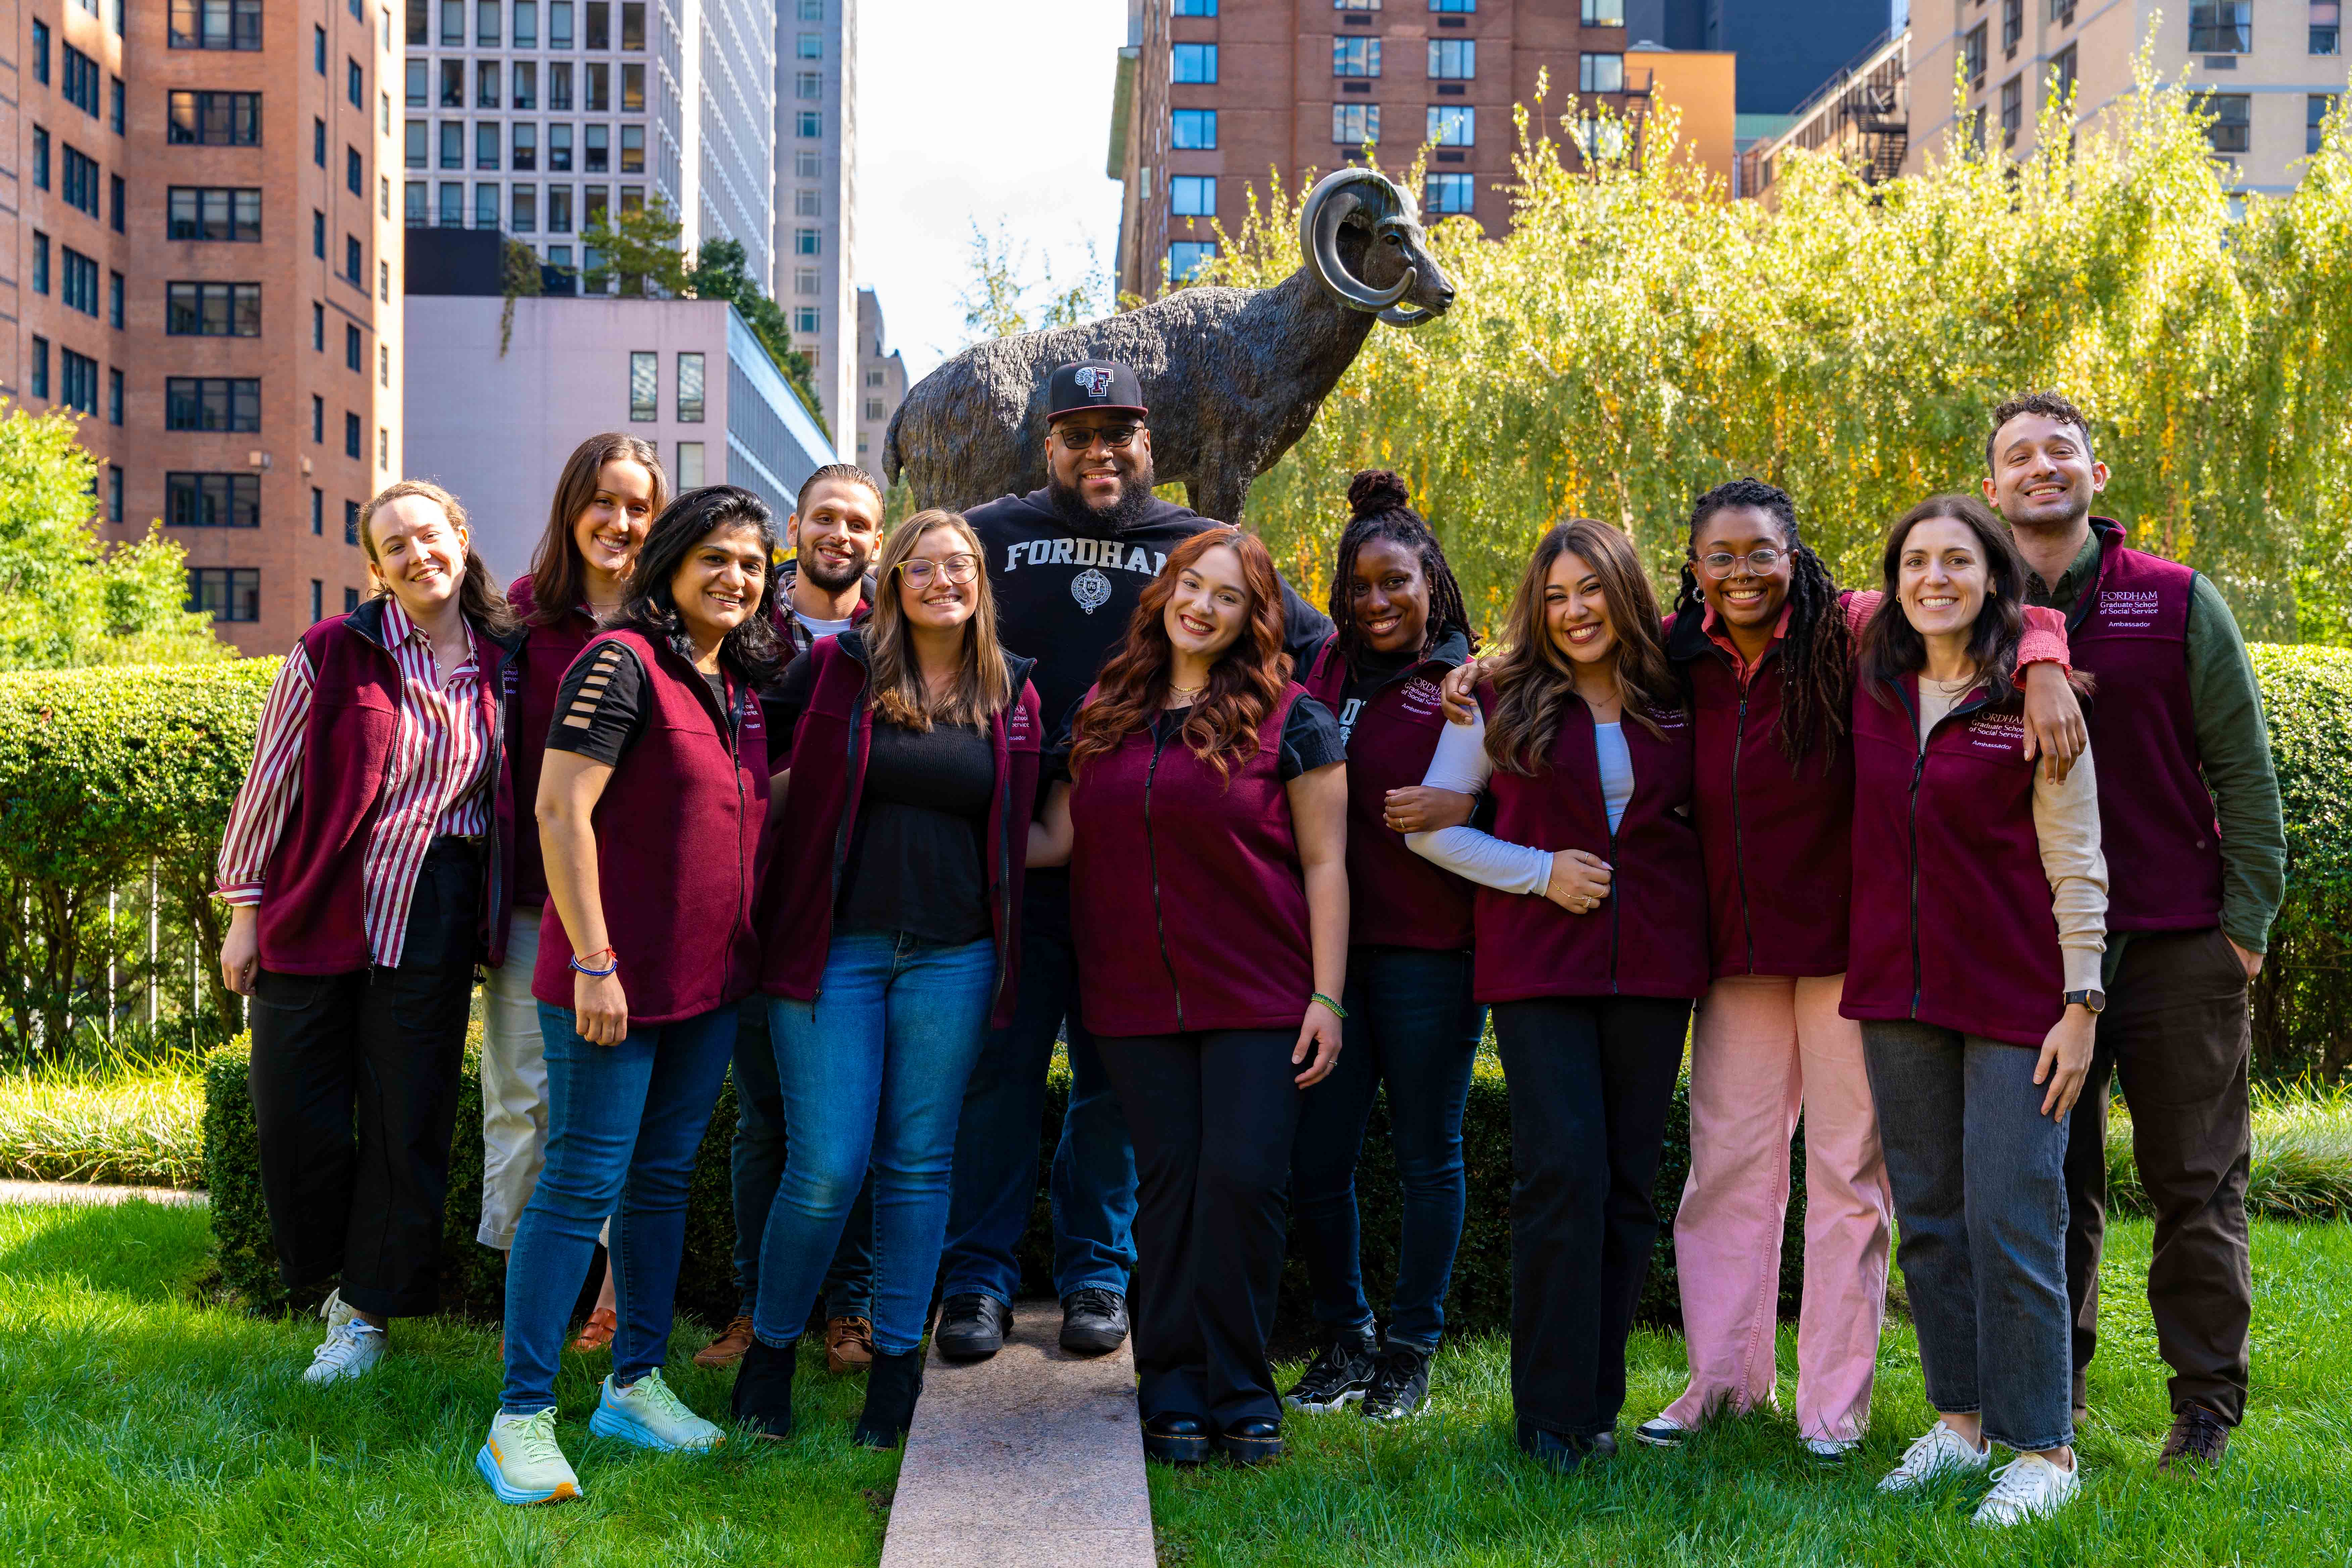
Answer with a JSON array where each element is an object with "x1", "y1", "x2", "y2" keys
[
  {"x1": 1698, "y1": 547, "x2": 1784, "y2": 579},
  {"x1": 1054, "y1": 423, "x2": 1141, "y2": 453},
  {"x1": 895, "y1": 553, "x2": 980, "y2": 587}
]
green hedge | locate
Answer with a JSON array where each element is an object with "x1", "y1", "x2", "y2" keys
[
  {"x1": 2247, "y1": 646, "x2": 2352, "y2": 1082},
  {"x1": 201, "y1": 1031, "x2": 1790, "y2": 1337}
]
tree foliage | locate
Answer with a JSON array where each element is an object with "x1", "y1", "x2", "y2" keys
[
  {"x1": 1189, "y1": 71, "x2": 2352, "y2": 646},
  {"x1": 0, "y1": 406, "x2": 227, "y2": 672},
  {"x1": 955, "y1": 222, "x2": 1113, "y2": 347}
]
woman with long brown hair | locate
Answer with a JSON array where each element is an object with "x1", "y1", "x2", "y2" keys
[
  {"x1": 734, "y1": 509, "x2": 1044, "y2": 1449},
  {"x1": 1406, "y1": 516, "x2": 1708, "y2": 1471},
  {"x1": 480, "y1": 435, "x2": 667, "y2": 1355},
  {"x1": 1028, "y1": 525, "x2": 1349, "y2": 1467}
]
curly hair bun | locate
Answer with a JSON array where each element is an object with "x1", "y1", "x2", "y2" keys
[{"x1": 1347, "y1": 469, "x2": 1413, "y2": 520}]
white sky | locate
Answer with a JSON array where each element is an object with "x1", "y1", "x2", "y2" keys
[{"x1": 853, "y1": 0, "x2": 1129, "y2": 382}]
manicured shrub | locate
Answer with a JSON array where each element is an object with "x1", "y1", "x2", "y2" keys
[{"x1": 2248, "y1": 645, "x2": 2352, "y2": 1081}]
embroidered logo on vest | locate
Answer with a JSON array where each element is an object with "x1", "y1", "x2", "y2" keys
[
  {"x1": 2097, "y1": 589, "x2": 2162, "y2": 630},
  {"x1": 1400, "y1": 677, "x2": 1445, "y2": 717},
  {"x1": 1963, "y1": 710, "x2": 2026, "y2": 754},
  {"x1": 1072, "y1": 568, "x2": 1112, "y2": 614}
]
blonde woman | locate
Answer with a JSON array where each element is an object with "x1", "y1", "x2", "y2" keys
[{"x1": 737, "y1": 509, "x2": 1045, "y2": 1448}]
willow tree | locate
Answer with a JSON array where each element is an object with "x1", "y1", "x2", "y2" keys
[{"x1": 1192, "y1": 69, "x2": 2352, "y2": 645}]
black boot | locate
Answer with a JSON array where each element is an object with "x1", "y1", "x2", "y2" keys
[
  {"x1": 731, "y1": 1335, "x2": 796, "y2": 1439},
  {"x1": 851, "y1": 1346, "x2": 926, "y2": 1449}
]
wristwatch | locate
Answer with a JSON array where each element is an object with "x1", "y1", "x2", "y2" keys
[{"x1": 2063, "y1": 989, "x2": 2106, "y2": 1014}]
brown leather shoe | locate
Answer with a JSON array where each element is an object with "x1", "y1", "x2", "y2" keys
[
  {"x1": 568, "y1": 1306, "x2": 617, "y2": 1354},
  {"x1": 693, "y1": 1314, "x2": 756, "y2": 1369},
  {"x1": 2157, "y1": 1404, "x2": 2231, "y2": 1476},
  {"x1": 826, "y1": 1315, "x2": 875, "y2": 1375}
]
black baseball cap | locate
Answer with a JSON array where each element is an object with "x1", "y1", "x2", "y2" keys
[{"x1": 1046, "y1": 359, "x2": 1148, "y2": 423}]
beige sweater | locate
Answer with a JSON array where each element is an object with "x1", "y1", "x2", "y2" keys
[{"x1": 1917, "y1": 678, "x2": 2108, "y2": 994}]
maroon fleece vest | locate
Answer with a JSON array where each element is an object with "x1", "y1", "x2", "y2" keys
[
  {"x1": 757, "y1": 634, "x2": 1043, "y2": 1029},
  {"x1": 530, "y1": 628, "x2": 768, "y2": 1025},
  {"x1": 1668, "y1": 609, "x2": 1855, "y2": 980},
  {"x1": 504, "y1": 573, "x2": 597, "y2": 912},
  {"x1": 1301, "y1": 633, "x2": 1476, "y2": 952},
  {"x1": 2064, "y1": 521, "x2": 2223, "y2": 933},
  {"x1": 1068, "y1": 685, "x2": 1315, "y2": 1037},
  {"x1": 1470, "y1": 682, "x2": 1708, "y2": 1004},
  {"x1": 1841, "y1": 675, "x2": 2063, "y2": 1048},
  {"x1": 255, "y1": 599, "x2": 522, "y2": 974}
]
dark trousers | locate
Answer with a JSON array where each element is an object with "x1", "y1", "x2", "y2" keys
[
  {"x1": 2064, "y1": 926, "x2": 2255, "y2": 1423},
  {"x1": 1492, "y1": 995, "x2": 1689, "y2": 1440},
  {"x1": 1289, "y1": 946, "x2": 1482, "y2": 1352},
  {"x1": 1096, "y1": 1028, "x2": 1301, "y2": 1428},
  {"x1": 728, "y1": 994, "x2": 873, "y2": 1323},
  {"x1": 244, "y1": 838, "x2": 479, "y2": 1318}
]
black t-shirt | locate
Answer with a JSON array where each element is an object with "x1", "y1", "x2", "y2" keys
[
  {"x1": 838, "y1": 716, "x2": 996, "y2": 944},
  {"x1": 962, "y1": 488, "x2": 1334, "y2": 728},
  {"x1": 545, "y1": 641, "x2": 738, "y2": 767}
]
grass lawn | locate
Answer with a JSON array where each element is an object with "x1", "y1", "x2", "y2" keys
[{"x1": 2, "y1": 1199, "x2": 2347, "y2": 1566}]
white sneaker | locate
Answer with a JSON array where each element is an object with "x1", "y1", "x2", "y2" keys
[
  {"x1": 1634, "y1": 1412, "x2": 1694, "y2": 1448},
  {"x1": 476, "y1": 1408, "x2": 585, "y2": 1505},
  {"x1": 302, "y1": 1314, "x2": 385, "y2": 1385},
  {"x1": 588, "y1": 1368, "x2": 725, "y2": 1452},
  {"x1": 1973, "y1": 1451, "x2": 2081, "y2": 1526},
  {"x1": 319, "y1": 1287, "x2": 356, "y2": 1333},
  {"x1": 1877, "y1": 1421, "x2": 1991, "y2": 1492},
  {"x1": 1802, "y1": 1433, "x2": 1861, "y2": 1463}
]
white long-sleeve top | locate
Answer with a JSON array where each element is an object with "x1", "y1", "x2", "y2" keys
[{"x1": 1405, "y1": 705, "x2": 1562, "y2": 895}]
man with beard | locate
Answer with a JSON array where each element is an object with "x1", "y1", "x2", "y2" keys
[
  {"x1": 934, "y1": 360, "x2": 1332, "y2": 1361},
  {"x1": 1981, "y1": 391, "x2": 2284, "y2": 1476},
  {"x1": 696, "y1": 463, "x2": 889, "y2": 1376}
]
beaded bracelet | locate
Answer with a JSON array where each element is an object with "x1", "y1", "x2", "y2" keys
[
  {"x1": 1310, "y1": 991, "x2": 1348, "y2": 1019},
  {"x1": 569, "y1": 948, "x2": 619, "y2": 978}
]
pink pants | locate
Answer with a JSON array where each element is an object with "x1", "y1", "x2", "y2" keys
[{"x1": 1662, "y1": 973, "x2": 1892, "y2": 1442}]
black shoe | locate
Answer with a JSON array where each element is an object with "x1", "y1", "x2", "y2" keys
[
  {"x1": 934, "y1": 1293, "x2": 1010, "y2": 1362},
  {"x1": 1283, "y1": 1326, "x2": 1381, "y2": 1413},
  {"x1": 1361, "y1": 1345, "x2": 1433, "y2": 1422},
  {"x1": 850, "y1": 1345, "x2": 925, "y2": 1449},
  {"x1": 1518, "y1": 1423, "x2": 1595, "y2": 1474},
  {"x1": 1059, "y1": 1288, "x2": 1128, "y2": 1356},
  {"x1": 1142, "y1": 1412, "x2": 1212, "y2": 1465},
  {"x1": 1591, "y1": 1430, "x2": 1618, "y2": 1459},
  {"x1": 730, "y1": 1335, "x2": 796, "y2": 1439},
  {"x1": 1215, "y1": 1416, "x2": 1286, "y2": 1465}
]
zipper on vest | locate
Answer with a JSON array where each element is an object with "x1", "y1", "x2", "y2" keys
[
  {"x1": 1588, "y1": 715, "x2": 1622, "y2": 996},
  {"x1": 1906, "y1": 745, "x2": 1925, "y2": 1019},
  {"x1": 727, "y1": 680, "x2": 753, "y2": 1001},
  {"x1": 1731, "y1": 684, "x2": 1755, "y2": 972},
  {"x1": 988, "y1": 720, "x2": 1014, "y2": 1020},
  {"x1": 1143, "y1": 731, "x2": 1184, "y2": 1028},
  {"x1": 819, "y1": 687, "x2": 872, "y2": 1002}
]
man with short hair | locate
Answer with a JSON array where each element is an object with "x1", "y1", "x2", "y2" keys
[
  {"x1": 935, "y1": 359, "x2": 1331, "y2": 1361},
  {"x1": 1981, "y1": 391, "x2": 2285, "y2": 1475},
  {"x1": 695, "y1": 462, "x2": 886, "y2": 1375}
]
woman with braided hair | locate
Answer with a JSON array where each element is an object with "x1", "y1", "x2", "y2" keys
[
  {"x1": 1640, "y1": 478, "x2": 2084, "y2": 1461},
  {"x1": 1280, "y1": 472, "x2": 1484, "y2": 1423}
]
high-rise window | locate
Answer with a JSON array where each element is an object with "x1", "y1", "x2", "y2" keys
[
  {"x1": 1332, "y1": 102, "x2": 1379, "y2": 143},
  {"x1": 1175, "y1": 0, "x2": 1216, "y2": 12},
  {"x1": 512, "y1": 183, "x2": 537, "y2": 229},
  {"x1": 800, "y1": 0, "x2": 823, "y2": 15},
  {"x1": 798, "y1": 110, "x2": 822, "y2": 137},
  {"x1": 677, "y1": 352, "x2": 705, "y2": 421},
  {"x1": 110, "y1": 271, "x2": 124, "y2": 328},
  {"x1": 440, "y1": 181, "x2": 464, "y2": 225},
  {"x1": 1331, "y1": 39, "x2": 1377, "y2": 77},
  {"x1": 166, "y1": 473, "x2": 263, "y2": 528},
  {"x1": 62, "y1": 45, "x2": 102, "y2": 114},
  {"x1": 1579, "y1": 52, "x2": 1623, "y2": 92},
  {"x1": 407, "y1": 120, "x2": 428, "y2": 167},
  {"x1": 2048, "y1": 44, "x2": 2078, "y2": 101},
  {"x1": 1175, "y1": 43, "x2": 1221, "y2": 82},
  {"x1": 2003, "y1": 0, "x2": 2025, "y2": 50},
  {"x1": 586, "y1": 0, "x2": 609, "y2": 46},
  {"x1": 109, "y1": 466, "x2": 124, "y2": 520},
  {"x1": 350, "y1": 59, "x2": 364, "y2": 109},
  {"x1": 796, "y1": 227, "x2": 821, "y2": 255},
  {"x1": 29, "y1": 337, "x2": 48, "y2": 399},
  {"x1": 169, "y1": 0, "x2": 262, "y2": 49},
  {"x1": 474, "y1": 183, "x2": 498, "y2": 227},
  {"x1": 187, "y1": 568, "x2": 261, "y2": 622},
  {"x1": 1171, "y1": 176, "x2": 1215, "y2": 217},
  {"x1": 111, "y1": 174, "x2": 125, "y2": 232},
  {"x1": 347, "y1": 412, "x2": 364, "y2": 458},
  {"x1": 629, "y1": 352, "x2": 657, "y2": 420},
  {"x1": 1962, "y1": 24, "x2": 1988, "y2": 85},
  {"x1": 1424, "y1": 172, "x2": 1475, "y2": 213},
  {"x1": 623, "y1": 63, "x2": 644, "y2": 110},
  {"x1": 32, "y1": 128, "x2": 51, "y2": 193},
  {"x1": 587, "y1": 63, "x2": 610, "y2": 110},
  {"x1": 347, "y1": 234, "x2": 365, "y2": 285},
  {"x1": 2202, "y1": 92, "x2": 2251, "y2": 152},
  {"x1": 620, "y1": 124, "x2": 644, "y2": 172},
  {"x1": 794, "y1": 306, "x2": 820, "y2": 333},
  {"x1": 549, "y1": 185, "x2": 573, "y2": 231},
  {"x1": 1168, "y1": 241, "x2": 1216, "y2": 280},
  {"x1": 515, "y1": 61, "x2": 538, "y2": 108},
  {"x1": 31, "y1": 233, "x2": 49, "y2": 295},
  {"x1": 347, "y1": 323, "x2": 364, "y2": 371},
  {"x1": 2190, "y1": 2, "x2": 2251, "y2": 52},
  {"x1": 552, "y1": 63, "x2": 575, "y2": 110},
  {"x1": 407, "y1": 180, "x2": 429, "y2": 223},
  {"x1": 675, "y1": 441, "x2": 704, "y2": 486},
  {"x1": 1427, "y1": 39, "x2": 1475, "y2": 78},
  {"x1": 109, "y1": 367, "x2": 124, "y2": 424},
  {"x1": 442, "y1": 122, "x2": 463, "y2": 167},
  {"x1": 1335, "y1": 0, "x2": 1378, "y2": 10},
  {"x1": 795, "y1": 266, "x2": 818, "y2": 294},
  {"x1": 441, "y1": 59, "x2": 464, "y2": 106},
  {"x1": 514, "y1": 124, "x2": 538, "y2": 169},
  {"x1": 516, "y1": 0, "x2": 538, "y2": 44},
  {"x1": 167, "y1": 281, "x2": 262, "y2": 335},
  {"x1": 797, "y1": 32, "x2": 822, "y2": 57},
  {"x1": 407, "y1": 58, "x2": 429, "y2": 105},
  {"x1": 170, "y1": 187, "x2": 263, "y2": 240},
  {"x1": 551, "y1": 0, "x2": 574, "y2": 46},
  {"x1": 551, "y1": 124, "x2": 574, "y2": 169},
  {"x1": 585, "y1": 124, "x2": 609, "y2": 171},
  {"x1": 479, "y1": 0, "x2": 501, "y2": 44},
  {"x1": 477, "y1": 122, "x2": 500, "y2": 168},
  {"x1": 2315, "y1": 1, "x2": 2342, "y2": 53},
  {"x1": 1429, "y1": 105, "x2": 1475, "y2": 145},
  {"x1": 2312, "y1": 93, "x2": 2340, "y2": 151},
  {"x1": 168, "y1": 91, "x2": 261, "y2": 145},
  {"x1": 1578, "y1": 0, "x2": 1617, "y2": 20},
  {"x1": 62, "y1": 146, "x2": 100, "y2": 217},
  {"x1": 478, "y1": 61, "x2": 500, "y2": 108},
  {"x1": 166, "y1": 378, "x2": 262, "y2": 432},
  {"x1": 1173, "y1": 109, "x2": 1218, "y2": 149},
  {"x1": 348, "y1": 146, "x2": 365, "y2": 194},
  {"x1": 32, "y1": 20, "x2": 50, "y2": 83},
  {"x1": 2000, "y1": 75, "x2": 2023, "y2": 145},
  {"x1": 621, "y1": 1, "x2": 643, "y2": 48},
  {"x1": 60, "y1": 350, "x2": 99, "y2": 414}
]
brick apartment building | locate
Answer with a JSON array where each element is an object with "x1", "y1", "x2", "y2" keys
[
  {"x1": 5, "y1": 0, "x2": 402, "y2": 655},
  {"x1": 1111, "y1": 0, "x2": 1678, "y2": 297}
]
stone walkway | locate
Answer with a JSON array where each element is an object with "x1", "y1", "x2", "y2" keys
[
  {"x1": 881, "y1": 1302, "x2": 1155, "y2": 1568},
  {"x1": 0, "y1": 1179, "x2": 207, "y2": 1207}
]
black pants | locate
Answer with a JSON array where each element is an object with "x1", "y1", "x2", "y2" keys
[
  {"x1": 245, "y1": 838, "x2": 480, "y2": 1318},
  {"x1": 1096, "y1": 1028, "x2": 1301, "y2": 1428},
  {"x1": 1492, "y1": 995, "x2": 1690, "y2": 1441},
  {"x1": 2064, "y1": 926, "x2": 2254, "y2": 1423}
]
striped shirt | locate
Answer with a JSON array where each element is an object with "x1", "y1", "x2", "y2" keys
[{"x1": 217, "y1": 595, "x2": 493, "y2": 968}]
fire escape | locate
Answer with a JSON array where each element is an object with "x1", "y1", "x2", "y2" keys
[{"x1": 1741, "y1": 31, "x2": 1912, "y2": 200}]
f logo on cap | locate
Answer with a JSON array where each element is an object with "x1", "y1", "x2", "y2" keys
[{"x1": 1075, "y1": 367, "x2": 1115, "y2": 398}]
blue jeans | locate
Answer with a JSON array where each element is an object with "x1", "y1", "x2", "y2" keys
[
  {"x1": 755, "y1": 931, "x2": 996, "y2": 1355},
  {"x1": 500, "y1": 999, "x2": 738, "y2": 1413},
  {"x1": 1289, "y1": 946, "x2": 1482, "y2": 1352},
  {"x1": 728, "y1": 994, "x2": 873, "y2": 1321},
  {"x1": 939, "y1": 871, "x2": 1137, "y2": 1305},
  {"x1": 1861, "y1": 1021, "x2": 2074, "y2": 1454}
]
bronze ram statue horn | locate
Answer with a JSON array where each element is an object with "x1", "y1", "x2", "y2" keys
[{"x1": 883, "y1": 168, "x2": 1457, "y2": 526}]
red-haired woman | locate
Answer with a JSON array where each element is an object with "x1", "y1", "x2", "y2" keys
[
  {"x1": 217, "y1": 480, "x2": 523, "y2": 1386},
  {"x1": 1406, "y1": 517, "x2": 1705, "y2": 1472},
  {"x1": 481, "y1": 434, "x2": 666, "y2": 1353},
  {"x1": 1028, "y1": 526, "x2": 1349, "y2": 1468}
]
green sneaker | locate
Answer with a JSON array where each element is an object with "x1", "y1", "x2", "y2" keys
[
  {"x1": 475, "y1": 1408, "x2": 584, "y2": 1505},
  {"x1": 589, "y1": 1368, "x2": 725, "y2": 1452}
]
